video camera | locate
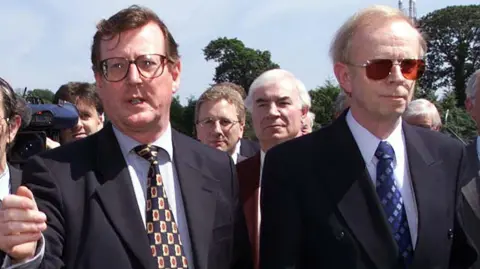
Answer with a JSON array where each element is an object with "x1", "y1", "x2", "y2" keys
[{"x1": 8, "y1": 94, "x2": 79, "y2": 167}]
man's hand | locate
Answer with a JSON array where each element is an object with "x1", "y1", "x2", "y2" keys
[
  {"x1": 0, "y1": 186, "x2": 47, "y2": 263},
  {"x1": 45, "y1": 137, "x2": 60, "y2": 150}
]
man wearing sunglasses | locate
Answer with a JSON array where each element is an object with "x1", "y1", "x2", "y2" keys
[
  {"x1": 0, "y1": 5, "x2": 252, "y2": 269},
  {"x1": 260, "y1": 5, "x2": 477, "y2": 269}
]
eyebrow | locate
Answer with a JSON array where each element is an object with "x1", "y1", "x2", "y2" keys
[{"x1": 255, "y1": 96, "x2": 292, "y2": 104}]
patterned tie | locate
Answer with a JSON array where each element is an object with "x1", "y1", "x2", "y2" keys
[
  {"x1": 134, "y1": 145, "x2": 189, "y2": 269},
  {"x1": 375, "y1": 141, "x2": 413, "y2": 266}
]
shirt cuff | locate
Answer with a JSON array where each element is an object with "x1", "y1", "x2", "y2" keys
[{"x1": 1, "y1": 234, "x2": 45, "y2": 269}]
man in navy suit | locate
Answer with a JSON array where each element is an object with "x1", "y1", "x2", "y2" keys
[
  {"x1": 0, "y1": 5, "x2": 251, "y2": 269},
  {"x1": 260, "y1": 5, "x2": 476, "y2": 269}
]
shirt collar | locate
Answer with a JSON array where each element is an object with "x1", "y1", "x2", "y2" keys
[
  {"x1": 112, "y1": 123, "x2": 174, "y2": 161},
  {"x1": 231, "y1": 139, "x2": 242, "y2": 163},
  {"x1": 0, "y1": 165, "x2": 10, "y2": 200},
  {"x1": 346, "y1": 110, "x2": 404, "y2": 165},
  {"x1": 476, "y1": 136, "x2": 480, "y2": 161}
]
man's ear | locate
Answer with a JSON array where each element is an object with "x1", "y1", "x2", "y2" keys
[
  {"x1": 170, "y1": 61, "x2": 181, "y2": 94},
  {"x1": 334, "y1": 62, "x2": 353, "y2": 97},
  {"x1": 7, "y1": 115, "x2": 21, "y2": 143}
]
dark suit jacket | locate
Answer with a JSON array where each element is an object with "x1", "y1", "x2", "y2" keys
[
  {"x1": 0, "y1": 164, "x2": 22, "y2": 264},
  {"x1": 240, "y1": 139, "x2": 260, "y2": 159},
  {"x1": 236, "y1": 153, "x2": 261, "y2": 269},
  {"x1": 466, "y1": 140, "x2": 479, "y2": 180},
  {"x1": 260, "y1": 112, "x2": 477, "y2": 269},
  {"x1": 9, "y1": 164, "x2": 21, "y2": 194},
  {"x1": 21, "y1": 123, "x2": 252, "y2": 269},
  {"x1": 459, "y1": 139, "x2": 480, "y2": 269}
]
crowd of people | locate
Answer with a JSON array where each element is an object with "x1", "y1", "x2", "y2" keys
[{"x1": 0, "y1": 3, "x2": 480, "y2": 269}]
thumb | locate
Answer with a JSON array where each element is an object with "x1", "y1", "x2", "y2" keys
[{"x1": 16, "y1": 186, "x2": 38, "y2": 210}]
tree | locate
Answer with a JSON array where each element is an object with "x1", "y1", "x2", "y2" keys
[
  {"x1": 26, "y1": 89, "x2": 55, "y2": 103},
  {"x1": 309, "y1": 80, "x2": 341, "y2": 127},
  {"x1": 203, "y1": 37, "x2": 280, "y2": 92},
  {"x1": 418, "y1": 5, "x2": 480, "y2": 107},
  {"x1": 436, "y1": 90, "x2": 476, "y2": 143},
  {"x1": 170, "y1": 95, "x2": 186, "y2": 134}
]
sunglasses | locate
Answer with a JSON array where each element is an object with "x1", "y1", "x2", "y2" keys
[{"x1": 348, "y1": 59, "x2": 425, "y2": 81}]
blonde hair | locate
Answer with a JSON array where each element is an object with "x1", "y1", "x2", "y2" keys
[
  {"x1": 195, "y1": 84, "x2": 246, "y2": 124},
  {"x1": 329, "y1": 5, "x2": 427, "y2": 64}
]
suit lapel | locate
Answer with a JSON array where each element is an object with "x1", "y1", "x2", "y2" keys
[
  {"x1": 8, "y1": 164, "x2": 21, "y2": 193},
  {"x1": 94, "y1": 124, "x2": 154, "y2": 269},
  {"x1": 326, "y1": 112, "x2": 399, "y2": 269},
  {"x1": 236, "y1": 153, "x2": 261, "y2": 266},
  {"x1": 462, "y1": 177, "x2": 480, "y2": 220},
  {"x1": 402, "y1": 124, "x2": 442, "y2": 268},
  {"x1": 172, "y1": 131, "x2": 218, "y2": 269}
]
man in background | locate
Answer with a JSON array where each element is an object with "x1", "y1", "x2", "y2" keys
[
  {"x1": 403, "y1": 98, "x2": 442, "y2": 131},
  {"x1": 236, "y1": 68, "x2": 309, "y2": 268},
  {"x1": 195, "y1": 83, "x2": 247, "y2": 163},
  {"x1": 46, "y1": 82, "x2": 104, "y2": 149}
]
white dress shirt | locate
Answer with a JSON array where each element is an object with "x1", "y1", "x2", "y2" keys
[
  {"x1": 258, "y1": 150, "x2": 266, "y2": 232},
  {"x1": 0, "y1": 165, "x2": 10, "y2": 201},
  {"x1": 346, "y1": 111, "x2": 418, "y2": 248},
  {"x1": 231, "y1": 140, "x2": 242, "y2": 164},
  {"x1": 113, "y1": 124, "x2": 195, "y2": 268}
]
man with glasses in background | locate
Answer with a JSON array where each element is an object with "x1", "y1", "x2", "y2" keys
[
  {"x1": 195, "y1": 84, "x2": 247, "y2": 163},
  {"x1": 260, "y1": 5, "x2": 477, "y2": 269},
  {"x1": 0, "y1": 5, "x2": 251, "y2": 269}
]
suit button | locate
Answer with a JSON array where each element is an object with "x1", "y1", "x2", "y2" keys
[
  {"x1": 448, "y1": 229, "x2": 454, "y2": 240},
  {"x1": 336, "y1": 231, "x2": 345, "y2": 240}
]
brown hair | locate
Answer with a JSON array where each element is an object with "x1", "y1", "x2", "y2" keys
[
  {"x1": 195, "y1": 83, "x2": 246, "y2": 124},
  {"x1": 54, "y1": 82, "x2": 103, "y2": 114},
  {"x1": 91, "y1": 5, "x2": 180, "y2": 73}
]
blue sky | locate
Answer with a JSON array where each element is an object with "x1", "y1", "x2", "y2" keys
[{"x1": 0, "y1": 0, "x2": 477, "y2": 104}]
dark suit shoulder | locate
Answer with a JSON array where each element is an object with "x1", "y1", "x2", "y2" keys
[
  {"x1": 408, "y1": 124, "x2": 465, "y2": 148},
  {"x1": 266, "y1": 128, "x2": 327, "y2": 159},
  {"x1": 34, "y1": 132, "x2": 99, "y2": 164},
  {"x1": 173, "y1": 129, "x2": 232, "y2": 164}
]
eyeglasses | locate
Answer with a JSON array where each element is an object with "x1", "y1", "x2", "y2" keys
[
  {"x1": 99, "y1": 54, "x2": 171, "y2": 82},
  {"x1": 196, "y1": 117, "x2": 240, "y2": 130},
  {"x1": 347, "y1": 59, "x2": 425, "y2": 81}
]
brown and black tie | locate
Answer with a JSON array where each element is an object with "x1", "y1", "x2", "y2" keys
[{"x1": 134, "y1": 144, "x2": 189, "y2": 269}]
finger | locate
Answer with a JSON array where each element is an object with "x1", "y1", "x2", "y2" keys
[
  {"x1": 16, "y1": 187, "x2": 38, "y2": 211},
  {"x1": 0, "y1": 208, "x2": 47, "y2": 223},
  {"x1": 1, "y1": 195, "x2": 36, "y2": 210},
  {"x1": 0, "y1": 221, "x2": 47, "y2": 235},
  {"x1": 0, "y1": 232, "x2": 42, "y2": 252}
]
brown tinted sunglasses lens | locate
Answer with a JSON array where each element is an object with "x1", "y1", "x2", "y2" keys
[
  {"x1": 365, "y1": 59, "x2": 425, "y2": 80},
  {"x1": 401, "y1": 59, "x2": 425, "y2": 80},
  {"x1": 365, "y1": 59, "x2": 393, "y2": 80}
]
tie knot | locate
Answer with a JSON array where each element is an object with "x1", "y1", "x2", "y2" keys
[
  {"x1": 133, "y1": 144, "x2": 160, "y2": 164},
  {"x1": 375, "y1": 141, "x2": 395, "y2": 160}
]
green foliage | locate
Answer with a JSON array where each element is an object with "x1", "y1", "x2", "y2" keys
[
  {"x1": 418, "y1": 5, "x2": 480, "y2": 107},
  {"x1": 436, "y1": 91, "x2": 477, "y2": 143},
  {"x1": 26, "y1": 89, "x2": 55, "y2": 103},
  {"x1": 309, "y1": 80, "x2": 341, "y2": 127},
  {"x1": 203, "y1": 37, "x2": 280, "y2": 92},
  {"x1": 169, "y1": 95, "x2": 197, "y2": 137}
]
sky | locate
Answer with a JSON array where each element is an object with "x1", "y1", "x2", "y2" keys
[{"x1": 0, "y1": 0, "x2": 477, "y2": 105}]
